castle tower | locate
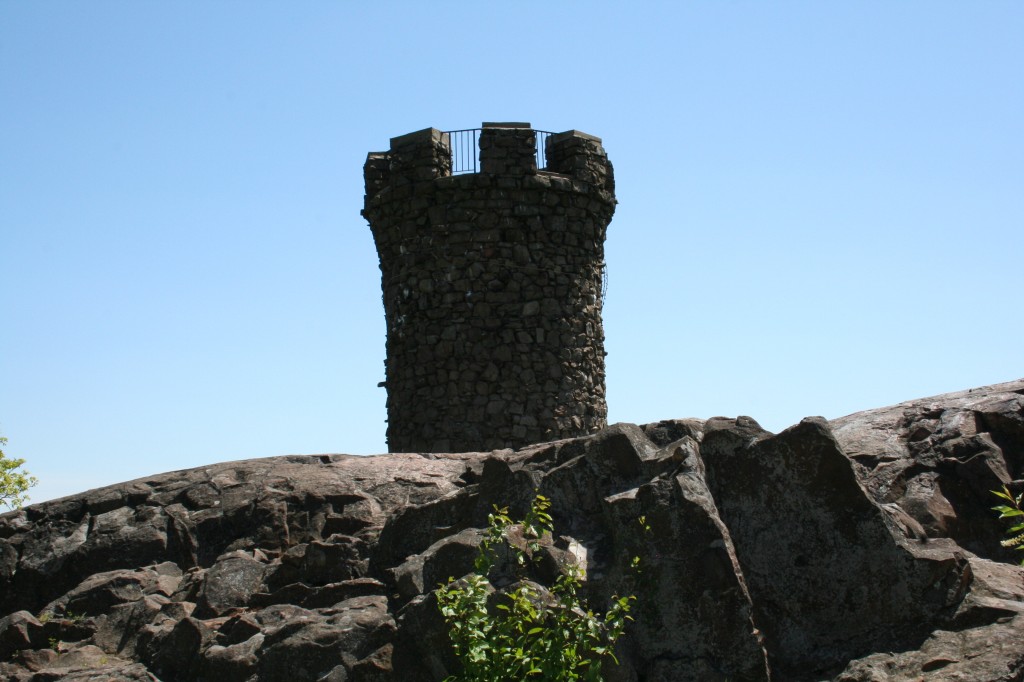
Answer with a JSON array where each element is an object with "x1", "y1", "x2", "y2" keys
[{"x1": 362, "y1": 122, "x2": 616, "y2": 453}]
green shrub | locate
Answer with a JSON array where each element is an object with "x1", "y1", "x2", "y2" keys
[
  {"x1": 0, "y1": 436, "x2": 37, "y2": 511},
  {"x1": 436, "y1": 494, "x2": 638, "y2": 682},
  {"x1": 993, "y1": 485, "x2": 1024, "y2": 564}
]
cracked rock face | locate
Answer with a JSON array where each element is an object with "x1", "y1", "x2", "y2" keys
[{"x1": 2, "y1": 380, "x2": 1023, "y2": 681}]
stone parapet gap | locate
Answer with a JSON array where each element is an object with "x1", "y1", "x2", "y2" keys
[{"x1": 362, "y1": 123, "x2": 616, "y2": 453}]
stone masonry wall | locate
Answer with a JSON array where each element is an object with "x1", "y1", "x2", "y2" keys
[{"x1": 362, "y1": 122, "x2": 616, "y2": 452}]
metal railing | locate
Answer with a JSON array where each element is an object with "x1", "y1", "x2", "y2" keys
[
  {"x1": 445, "y1": 128, "x2": 554, "y2": 175},
  {"x1": 447, "y1": 129, "x2": 479, "y2": 174}
]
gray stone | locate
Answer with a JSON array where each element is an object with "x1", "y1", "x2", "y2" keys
[
  {"x1": 0, "y1": 611, "x2": 45, "y2": 660},
  {"x1": 257, "y1": 596, "x2": 395, "y2": 681},
  {"x1": 202, "y1": 633, "x2": 264, "y2": 682},
  {"x1": 195, "y1": 550, "x2": 268, "y2": 617},
  {"x1": 140, "y1": 616, "x2": 214, "y2": 680},
  {"x1": 24, "y1": 645, "x2": 157, "y2": 681},
  {"x1": 832, "y1": 384, "x2": 1024, "y2": 562},
  {"x1": 703, "y1": 416, "x2": 974, "y2": 680}
]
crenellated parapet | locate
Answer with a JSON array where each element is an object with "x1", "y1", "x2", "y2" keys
[{"x1": 361, "y1": 122, "x2": 616, "y2": 453}]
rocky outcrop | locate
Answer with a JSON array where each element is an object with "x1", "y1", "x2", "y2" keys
[{"x1": 2, "y1": 380, "x2": 1023, "y2": 681}]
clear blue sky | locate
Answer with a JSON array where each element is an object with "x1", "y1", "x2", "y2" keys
[{"x1": 2, "y1": 2, "x2": 1021, "y2": 504}]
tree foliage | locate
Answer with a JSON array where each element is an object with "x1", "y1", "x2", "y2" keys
[
  {"x1": 436, "y1": 494, "x2": 639, "y2": 681},
  {"x1": 1, "y1": 436, "x2": 38, "y2": 510}
]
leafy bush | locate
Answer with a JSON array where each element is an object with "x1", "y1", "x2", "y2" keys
[
  {"x1": 992, "y1": 485, "x2": 1024, "y2": 563},
  {"x1": 436, "y1": 494, "x2": 638, "y2": 682},
  {"x1": 0, "y1": 436, "x2": 38, "y2": 510}
]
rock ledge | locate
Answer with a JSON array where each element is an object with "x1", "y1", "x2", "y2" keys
[{"x1": 2, "y1": 380, "x2": 1023, "y2": 681}]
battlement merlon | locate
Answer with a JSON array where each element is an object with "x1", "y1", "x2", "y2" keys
[
  {"x1": 387, "y1": 127, "x2": 452, "y2": 187},
  {"x1": 362, "y1": 152, "x2": 390, "y2": 202},
  {"x1": 361, "y1": 128, "x2": 450, "y2": 213},
  {"x1": 546, "y1": 129, "x2": 614, "y2": 192},
  {"x1": 480, "y1": 122, "x2": 537, "y2": 175}
]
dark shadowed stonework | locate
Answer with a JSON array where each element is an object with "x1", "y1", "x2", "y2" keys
[{"x1": 362, "y1": 123, "x2": 616, "y2": 453}]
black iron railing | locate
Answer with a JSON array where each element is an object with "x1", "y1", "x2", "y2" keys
[
  {"x1": 445, "y1": 128, "x2": 554, "y2": 175},
  {"x1": 447, "y1": 129, "x2": 479, "y2": 174}
]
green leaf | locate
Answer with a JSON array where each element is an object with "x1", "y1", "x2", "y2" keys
[{"x1": 993, "y1": 488, "x2": 1015, "y2": 502}]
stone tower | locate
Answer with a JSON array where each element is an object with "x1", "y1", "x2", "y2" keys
[{"x1": 362, "y1": 122, "x2": 615, "y2": 453}]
